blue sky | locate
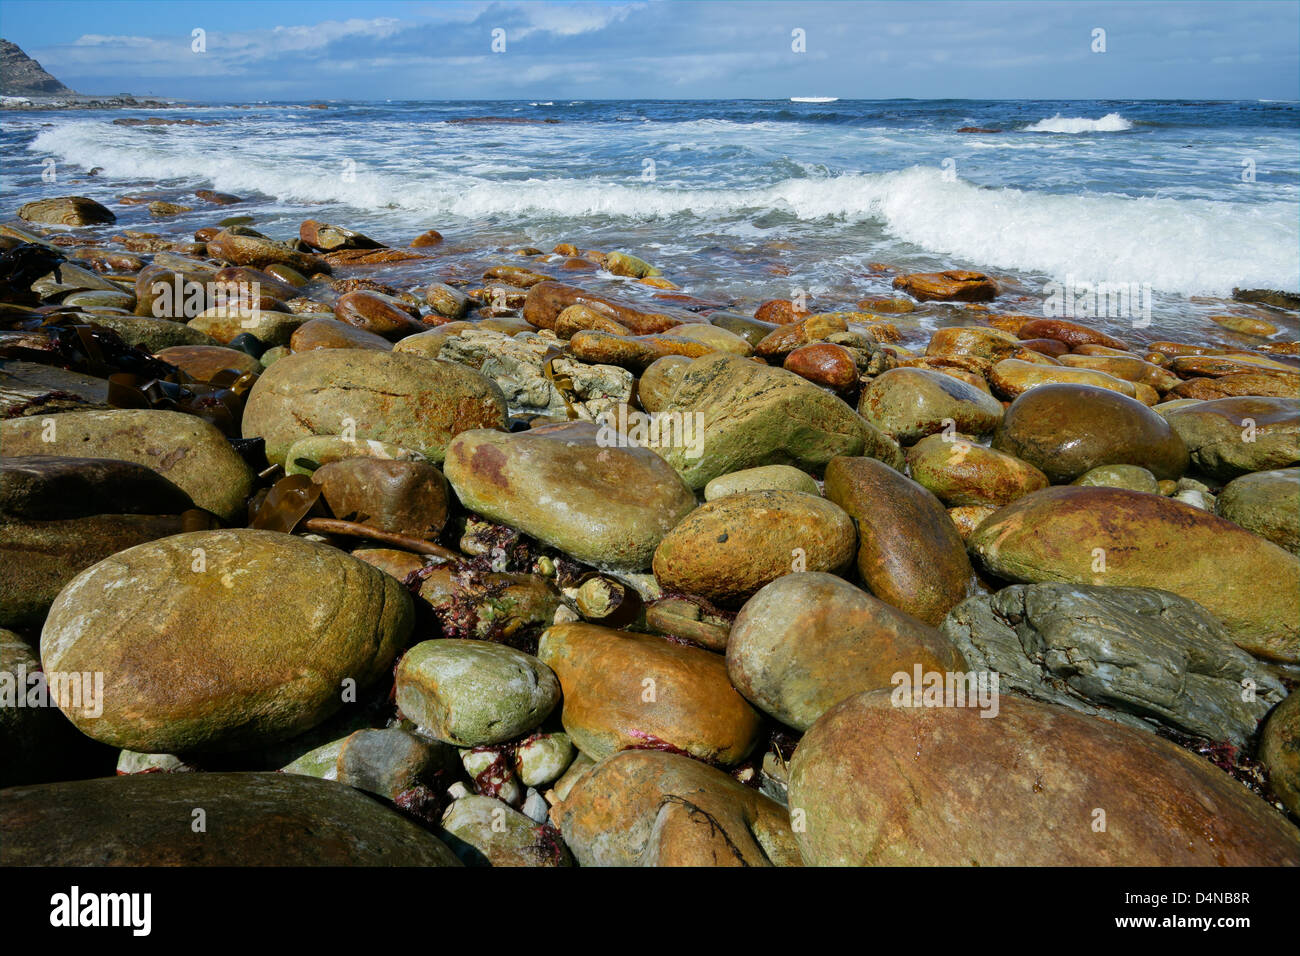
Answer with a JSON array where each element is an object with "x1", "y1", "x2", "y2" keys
[{"x1": 2, "y1": 0, "x2": 1296, "y2": 101}]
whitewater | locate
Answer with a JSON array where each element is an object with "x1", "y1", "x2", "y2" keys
[{"x1": 4, "y1": 98, "x2": 1297, "y2": 329}]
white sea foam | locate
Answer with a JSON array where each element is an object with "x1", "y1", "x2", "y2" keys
[
  {"x1": 1023, "y1": 112, "x2": 1134, "y2": 133},
  {"x1": 30, "y1": 123, "x2": 1296, "y2": 296}
]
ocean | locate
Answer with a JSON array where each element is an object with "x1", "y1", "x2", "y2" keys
[{"x1": 4, "y1": 98, "x2": 1298, "y2": 340}]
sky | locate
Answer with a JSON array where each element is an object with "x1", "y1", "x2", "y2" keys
[{"x1": 1, "y1": 0, "x2": 1297, "y2": 101}]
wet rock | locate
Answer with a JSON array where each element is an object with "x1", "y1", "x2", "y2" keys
[
  {"x1": 299, "y1": 220, "x2": 384, "y2": 252},
  {"x1": 728, "y1": 572, "x2": 965, "y2": 731},
  {"x1": 1165, "y1": 396, "x2": 1299, "y2": 480},
  {"x1": 444, "y1": 421, "x2": 695, "y2": 572},
  {"x1": 1016, "y1": 317, "x2": 1128, "y2": 351},
  {"x1": 410, "y1": 565, "x2": 561, "y2": 645},
  {"x1": 1259, "y1": 692, "x2": 1300, "y2": 816},
  {"x1": 395, "y1": 639, "x2": 558, "y2": 747},
  {"x1": 906, "y1": 434, "x2": 1048, "y2": 507},
  {"x1": 241, "y1": 348, "x2": 507, "y2": 467},
  {"x1": 536, "y1": 622, "x2": 762, "y2": 765},
  {"x1": 1216, "y1": 468, "x2": 1300, "y2": 554},
  {"x1": 941, "y1": 583, "x2": 1283, "y2": 745},
  {"x1": 282, "y1": 437, "x2": 426, "y2": 478},
  {"x1": 41, "y1": 529, "x2": 413, "y2": 752},
  {"x1": 432, "y1": 328, "x2": 632, "y2": 419},
  {"x1": 289, "y1": 316, "x2": 392, "y2": 352},
  {"x1": 189, "y1": 306, "x2": 308, "y2": 347},
  {"x1": 990, "y1": 358, "x2": 1144, "y2": 402},
  {"x1": 206, "y1": 229, "x2": 329, "y2": 275},
  {"x1": 947, "y1": 505, "x2": 995, "y2": 539},
  {"x1": 636, "y1": 354, "x2": 691, "y2": 412},
  {"x1": 653, "y1": 354, "x2": 903, "y2": 490},
  {"x1": 1, "y1": 409, "x2": 253, "y2": 521},
  {"x1": 441, "y1": 795, "x2": 572, "y2": 866},
  {"x1": 311, "y1": 457, "x2": 448, "y2": 539},
  {"x1": 652, "y1": 491, "x2": 854, "y2": 604},
  {"x1": 424, "y1": 282, "x2": 469, "y2": 318},
  {"x1": 825, "y1": 456, "x2": 972, "y2": 625},
  {"x1": 968, "y1": 486, "x2": 1300, "y2": 662},
  {"x1": 515, "y1": 732, "x2": 575, "y2": 786},
  {"x1": 334, "y1": 290, "x2": 425, "y2": 340},
  {"x1": 787, "y1": 690, "x2": 1300, "y2": 865},
  {"x1": 1169, "y1": 371, "x2": 1299, "y2": 400},
  {"x1": 1071, "y1": 463, "x2": 1161, "y2": 494},
  {"x1": 703, "y1": 463, "x2": 820, "y2": 500},
  {"x1": 154, "y1": 344, "x2": 263, "y2": 379},
  {"x1": 335, "y1": 727, "x2": 455, "y2": 801},
  {"x1": 556, "y1": 750, "x2": 800, "y2": 866},
  {"x1": 893, "y1": 270, "x2": 998, "y2": 302},
  {"x1": 992, "y1": 384, "x2": 1188, "y2": 483},
  {"x1": 709, "y1": 311, "x2": 778, "y2": 345},
  {"x1": 925, "y1": 325, "x2": 1023, "y2": 364},
  {"x1": 784, "y1": 342, "x2": 860, "y2": 389},
  {"x1": 1059, "y1": 353, "x2": 1179, "y2": 391},
  {"x1": 18, "y1": 196, "x2": 115, "y2": 227},
  {"x1": 523, "y1": 281, "x2": 693, "y2": 335},
  {"x1": 0, "y1": 772, "x2": 461, "y2": 866},
  {"x1": 859, "y1": 367, "x2": 1003, "y2": 444}
]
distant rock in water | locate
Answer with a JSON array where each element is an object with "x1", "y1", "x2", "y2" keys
[{"x1": 0, "y1": 39, "x2": 74, "y2": 96}]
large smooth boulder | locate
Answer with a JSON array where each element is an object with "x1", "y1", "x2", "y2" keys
[
  {"x1": 992, "y1": 384, "x2": 1188, "y2": 483},
  {"x1": 787, "y1": 690, "x2": 1300, "y2": 865},
  {"x1": 824, "y1": 456, "x2": 972, "y2": 625},
  {"x1": 241, "y1": 348, "x2": 507, "y2": 466},
  {"x1": 395, "y1": 639, "x2": 559, "y2": 747},
  {"x1": 906, "y1": 434, "x2": 1048, "y2": 508},
  {"x1": 444, "y1": 421, "x2": 695, "y2": 572},
  {"x1": 1, "y1": 410, "x2": 253, "y2": 521},
  {"x1": 1165, "y1": 397, "x2": 1300, "y2": 480},
  {"x1": 0, "y1": 772, "x2": 460, "y2": 866},
  {"x1": 536, "y1": 622, "x2": 761, "y2": 765},
  {"x1": 41, "y1": 529, "x2": 413, "y2": 752},
  {"x1": 941, "y1": 584, "x2": 1284, "y2": 745},
  {"x1": 556, "y1": 750, "x2": 801, "y2": 866},
  {"x1": 651, "y1": 354, "x2": 902, "y2": 490},
  {"x1": 968, "y1": 486, "x2": 1300, "y2": 662},
  {"x1": 728, "y1": 572, "x2": 966, "y2": 730},
  {"x1": 1216, "y1": 468, "x2": 1300, "y2": 554},
  {"x1": 652, "y1": 491, "x2": 855, "y2": 604},
  {"x1": 859, "y1": 366, "x2": 1003, "y2": 443}
]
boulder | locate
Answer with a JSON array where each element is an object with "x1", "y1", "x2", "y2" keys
[
  {"x1": 536, "y1": 622, "x2": 761, "y2": 765},
  {"x1": 652, "y1": 354, "x2": 902, "y2": 490},
  {"x1": 728, "y1": 572, "x2": 965, "y2": 730},
  {"x1": 968, "y1": 486, "x2": 1300, "y2": 662},
  {"x1": 941, "y1": 584, "x2": 1283, "y2": 745},
  {"x1": 859, "y1": 367, "x2": 1003, "y2": 443},
  {"x1": 652, "y1": 491, "x2": 856, "y2": 604},
  {"x1": 0, "y1": 772, "x2": 460, "y2": 865},
  {"x1": 40, "y1": 529, "x2": 413, "y2": 752},
  {"x1": 556, "y1": 750, "x2": 801, "y2": 866},
  {"x1": 443, "y1": 421, "x2": 695, "y2": 572},
  {"x1": 992, "y1": 384, "x2": 1188, "y2": 483},
  {"x1": 241, "y1": 348, "x2": 506, "y2": 467},
  {"x1": 1, "y1": 410, "x2": 252, "y2": 521},
  {"x1": 787, "y1": 690, "x2": 1300, "y2": 865},
  {"x1": 825, "y1": 456, "x2": 972, "y2": 625}
]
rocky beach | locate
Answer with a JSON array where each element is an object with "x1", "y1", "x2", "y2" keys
[
  {"x1": 1, "y1": 17, "x2": 1299, "y2": 869},
  {"x1": 0, "y1": 177, "x2": 1297, "y2": 868}
]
